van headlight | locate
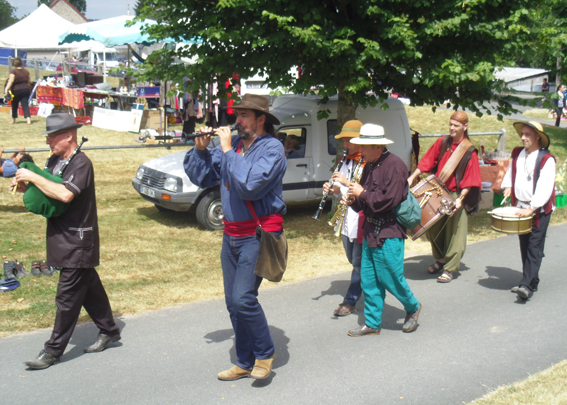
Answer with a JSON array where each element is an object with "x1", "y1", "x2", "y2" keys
[
  {"x1": 164, "y1": 176, "x2": 179, "y2": 193},
  {"x1": 136, "y1": 167, "x2": 145, "y2": 180}
]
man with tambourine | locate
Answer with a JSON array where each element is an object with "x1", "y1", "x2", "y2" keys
[
  {"x1": 501, "y1": 121, "x2": 556, "y2": 301},
  {"x1": 12, "y1": 114, "x2": 120, "y2": 369}
]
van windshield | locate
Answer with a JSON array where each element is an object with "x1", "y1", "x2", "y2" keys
[{"x1": 96, "y1": 53, "x2": 118, "y2": 62}]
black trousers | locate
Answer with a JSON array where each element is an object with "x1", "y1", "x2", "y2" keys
[
  {"x1": 44, "y1": 268, "x2": 119, "y2": 357},
  {"x1": 555, "y1": 107, "x2": 563, "y2": 127},
  {"x1": 11, "y1": 88, "x2": 31, "y2": 119},
  {"x1": 518, "y1": 211, "x2": 551, "y2": 292}
]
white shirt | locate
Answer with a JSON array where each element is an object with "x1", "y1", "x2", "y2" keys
[
  {"x1": 333, "y1": 159, "x2": 361, "y2": 240},
  {"x1": 501, "y1": 148, "x2": 556, "y2": 211}
]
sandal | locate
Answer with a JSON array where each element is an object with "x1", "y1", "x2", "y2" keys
[
  {"x1": 437, "y1": 270, "x2": 453, "y2": 283},
  {"x1": 428, "y1": 260, "x2": 445, "y2": 274},
  {"x1": 31, "y1": 261, "x2": 42, "y2": 276}
]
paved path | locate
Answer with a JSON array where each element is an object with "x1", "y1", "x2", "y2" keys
[{"x1": 2, "y1": 224, "x2": 567, "y2": 405}]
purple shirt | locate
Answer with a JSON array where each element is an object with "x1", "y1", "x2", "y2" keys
[{"x1": 350, "y1": 151, "x2": 408, "y2": 248}]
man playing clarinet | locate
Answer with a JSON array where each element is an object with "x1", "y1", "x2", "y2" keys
[
  {"x1": 323, "y1": 120, "x2": 365, "y2": 317},
  {"x1": 502, "y1": 121, "x2": 556, "y2": 300},
  {"x1": 12, "y1": 113, "x2": 120, "y2": 369}
]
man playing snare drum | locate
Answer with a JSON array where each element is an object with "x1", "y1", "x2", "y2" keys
[{"x1": 501, "y1": 121, "x2": 556, "y2": 300}]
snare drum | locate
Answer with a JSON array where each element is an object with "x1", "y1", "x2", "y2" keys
[
  {"x1": 488, "y1": 207, "x2": 533, "y2": 235},
  {"x1": 407, "y1": 175, "x2": 456, "y2": 240}
]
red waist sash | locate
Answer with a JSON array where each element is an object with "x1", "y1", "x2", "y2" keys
[{"x1": 223, "y1": 214, "x2": 283, "y2": 236}]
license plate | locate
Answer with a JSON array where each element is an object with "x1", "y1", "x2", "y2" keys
[{"x1": 140, "y1": 185, "x2": 155, "y2": 198}]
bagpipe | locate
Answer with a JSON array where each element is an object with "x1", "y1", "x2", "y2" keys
[{"x1": 18, "y1": 137, "x2": 88, "y2": 218}]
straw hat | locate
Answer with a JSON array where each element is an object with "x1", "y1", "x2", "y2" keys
[
  {"x1": 335, "y1": 120, "x2": 363, "y2": 139},
  {"x1": 231, "y1": 94, "x2": 280, "y2": 125},
  {"x1": 512, "y1": 121, "x2": 550, "y2": 149},
  {"x1": 349, "y1": 124, "x2": 394, "y2": 145}
]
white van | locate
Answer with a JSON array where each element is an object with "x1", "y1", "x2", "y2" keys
[{"x1": 132, "y1": 95, "x2": 413, "y2": 229}]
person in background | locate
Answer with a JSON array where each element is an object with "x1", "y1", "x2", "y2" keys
[
  {"x1": 0, "y1": 147, "x2": 34, "y2": 177},
  {"x1": 541, "y1": 78, "x2": 549, "y2": 93},
  {"x1": 4, "y1": 57, "x2": 31, "y2": 125},
  {"x1": 553, "y1": 84, "x2": 565, "y2": 127}
]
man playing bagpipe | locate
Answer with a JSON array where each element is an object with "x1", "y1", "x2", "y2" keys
[{"x1": 12, "y1": 113, "x2": 120, "y2": 369}]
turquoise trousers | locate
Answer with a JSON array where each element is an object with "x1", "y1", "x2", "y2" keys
[{"x1": 361, "y1": 238, "x2": 419, "y2": 329}]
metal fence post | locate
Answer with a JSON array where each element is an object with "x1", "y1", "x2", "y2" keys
[
  {"x1": 497, "y1": 128, "x2": 507, "y2": 151},
  {"x1": 8, "y1": 56, "x2": 13, "y2": 72},
  {"x1": 34, "y1": 59, "x2": 40, "y2": 81}
]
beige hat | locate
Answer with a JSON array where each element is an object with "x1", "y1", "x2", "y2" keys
[
  {"x1": 512, "y1": 121, "x2": 550, "y2": 149},
  {"x1": 335, "y1": 120, "x2": 363, "y2": 139},
  {"x1": 349, "y1": 124, "x2": 394, "y2": 145}
]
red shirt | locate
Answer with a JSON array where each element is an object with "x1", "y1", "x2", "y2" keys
[{"x1": 417, "y1": 136, "x2": 482, "y2": 192}]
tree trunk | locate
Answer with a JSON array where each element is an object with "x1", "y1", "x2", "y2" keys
[
  {"x1": 557, "y1": 55, "x2": 562, "y2": 86},
  {"x1": 336, "y1": 83, "x2": 358, "y2": 157},
  {"x1": 337, "y1": 83, "x2": 357, "y2": 131},
  {"x1": 330, "y1": 84, "x2": 359, "y2": 214}
]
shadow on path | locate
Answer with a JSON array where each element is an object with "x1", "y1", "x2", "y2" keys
[{"x1": 478, "y1": 266, "x2": 522, "y2": 291}]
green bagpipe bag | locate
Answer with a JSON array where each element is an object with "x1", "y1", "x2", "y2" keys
[{"x1": 19, "y1": 161, "x2": 70, "y2": 218}]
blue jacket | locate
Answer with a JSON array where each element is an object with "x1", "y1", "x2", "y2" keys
[{"x1": 184, "y1": 134, "x2": 287, "y2": 223}]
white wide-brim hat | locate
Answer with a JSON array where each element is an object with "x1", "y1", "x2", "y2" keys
[{"x1": 349, "y1": 124, "x2": 394, "y2": 145}]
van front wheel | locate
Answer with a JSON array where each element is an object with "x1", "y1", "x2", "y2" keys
[{"x1": 195, "y1": 190, "x2": 224, "y2": 230}]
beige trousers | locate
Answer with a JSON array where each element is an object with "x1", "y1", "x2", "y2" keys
[{"x1": 425, "y1": 192, "x2": 468, "y2": 273}]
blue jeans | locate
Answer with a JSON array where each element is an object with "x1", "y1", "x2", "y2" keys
[
  {"x1": 342, "y1": 235, "x2": 362, "y2": 306},
  {"x1": 361, "y1": 238, "x2": 419, "y2": 329},
  {"x1": 220, "y1": 233, "x2": 275, "y2": 370}
]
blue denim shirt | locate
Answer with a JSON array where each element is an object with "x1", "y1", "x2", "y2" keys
[{"x1": 184, "y1": 134, "x2": 287, "y2": 223}]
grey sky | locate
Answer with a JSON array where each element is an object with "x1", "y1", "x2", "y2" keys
[{"x1": 11, "y1": 0, "x2": 134, "y2": 21}]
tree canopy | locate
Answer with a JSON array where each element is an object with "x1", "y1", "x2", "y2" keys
[
  {"x1": 37, "y1": 0, "x2": 86, "y2": 14},
  {"x1": 135, "y1": 0, "x2": 532, "y2": 124},
  {"x1": 0, "y1": 0, "x2": 19, "y2": 31}
]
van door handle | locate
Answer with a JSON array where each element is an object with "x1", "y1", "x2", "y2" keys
[{"x1": 296, "y1": 164, "x2": 308, "y2": 168}]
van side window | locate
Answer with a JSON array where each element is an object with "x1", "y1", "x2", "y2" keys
[
  {"x1": 327, "y1": 119, "x2": 340, "y2": 155},
  {"x1": 276, "y1": 127, "x2": 306, "y2": 159}
]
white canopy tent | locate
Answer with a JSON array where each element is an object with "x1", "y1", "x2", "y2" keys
[{"x1": 0, "y1": 4, "x2": 76, "y2": 51}]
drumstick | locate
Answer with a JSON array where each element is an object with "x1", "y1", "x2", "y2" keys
[{"x1": 500, "y1": 196, "x2": 509, "y2": 206}]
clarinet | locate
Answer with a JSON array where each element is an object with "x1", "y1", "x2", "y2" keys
[
  {"x1": 183, "y1": 124, "x2": 240, "y2": 140},
  {"x1": 312, "y1": 149, "x2": 348, "y2": 220}
]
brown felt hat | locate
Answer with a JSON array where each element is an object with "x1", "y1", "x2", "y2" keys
[
  {"x1": 232, "y1": 94, "x2": 280, "y2": 125},
  {"x1": 513, "y1": 121, "x2": 550, "y2": 149},
  {"x1": 335, "y1": 120, "x2": 363, "y2": 139}
]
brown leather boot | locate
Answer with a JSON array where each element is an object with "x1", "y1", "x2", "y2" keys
[
  {"x1": 217, "y1": 365, "x2": 251, "y2": 381},
  {"x1": 250, "y1": 354, "x2": 275, "y2": 380}
]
